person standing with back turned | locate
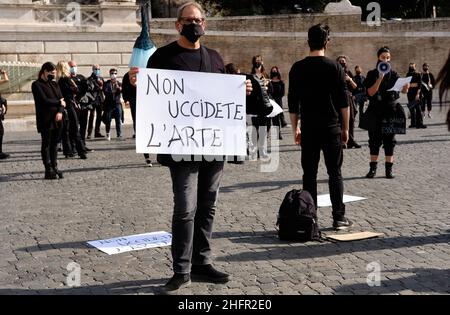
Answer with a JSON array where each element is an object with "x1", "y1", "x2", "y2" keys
[{"x1": 288, "y1": 24, "x2": 353, "y2": 230}]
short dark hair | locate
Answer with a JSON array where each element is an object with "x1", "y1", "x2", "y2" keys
[
  {"x1": 225, "y1": 63, "x2": 240, "y2": 74},
  {"x1": 308, "y1": 24, "x2": 330, "y2": 51},
  {"x1": 377, "y1": 46, "x2": 390, "y2": 57},
  {"x1": 109, "y1": 68, "x2": 117, "y2": 74},
  {"x1": 38, "y1": 62, "x2": 56, "y2": 79}
]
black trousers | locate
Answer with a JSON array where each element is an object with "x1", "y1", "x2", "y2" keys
[
  {"x1": 65, "y1": 105, "x2": 85, "y2": 154},
  {"x1": 168, "y1": 160, "x2": 224, "y2": 274},
  {"x1": 87, "y1": 105, "x2": 103, "y2": 136},
  {"x1": 79, "y1": 108, "x2": 92, "y2": 143},
  {"x1": 0, "y1": 118, "x2": 4, "y2": 153},
  {"x1": 408, "y1": 99, "x2": 423, "y2": 127},
  {"x1": 421, "y1": 91, "x2": 433, "y2": 112},
  {"x1": 41, "y1": 128, "x2": 61, "y2": 170},
  {"x1": 368, "y1": 129, "x2": 396, "y2": 156},
  {"x1": 301, "y1": 132, "x2": 345, "y2": 221},
  {"x1": 130, "y1": 99, "x2": 136, "y2": 132}
]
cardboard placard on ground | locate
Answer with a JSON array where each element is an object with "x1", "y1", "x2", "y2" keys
[{"x1": 325, "y1": 231, "x2": 384, "y2": 242}]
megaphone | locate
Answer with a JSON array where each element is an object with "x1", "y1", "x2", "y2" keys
[{"x1": 377, "y1": 61, "x2": 391, "y2": 75}]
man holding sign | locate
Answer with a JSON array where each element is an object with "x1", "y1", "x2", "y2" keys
[{"x1": 130, "y1": 1, "x2": 252, "y2": 293}]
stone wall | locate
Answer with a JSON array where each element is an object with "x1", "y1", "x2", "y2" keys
[{"x1": 1, "y1": 3, "x2": 449, "y2": 101}]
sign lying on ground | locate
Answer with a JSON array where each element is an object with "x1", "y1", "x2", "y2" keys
[
  {"x1": 87, "y1": 231, "x2": 172, "y2": 255},
  {"x1": 136, "y1": 68, "x2": 247, "y2": 157},
  {"x1": 317, "y1": 194, "x2": 367, "y2": 208}
]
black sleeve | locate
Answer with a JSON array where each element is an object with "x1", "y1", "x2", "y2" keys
[
  {"x1": 209, "y1": 49, "x2": 225, "y2": 73},
  {"x1": 334, "y1": 64, "x2": 349, "y2": 109},
  {"x1": 122, "y1": 73, "x2": 131, "y2": 102},
  {"x1": 288, "y1": 64, "x2": 300, "y2": 114},
  {"x1": 32, "y1": 82, "x2": 62, "y2": 109},
  {"x1": 364, "y1": 70, "x2": 378, "y2": 90},
  {"x1": 147, "y1": 48, "x2": 164, "y2": 69},
  {"x1": 431, "y1": 73, "x2": 436, "y2": 87},
  {"x1": 281, "y1": 81, "x2": 285, "y2": 97}
]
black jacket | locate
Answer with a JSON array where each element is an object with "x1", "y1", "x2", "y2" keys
[{"x1": 31, "y1": 78, "x2": 64, "y2": 133}]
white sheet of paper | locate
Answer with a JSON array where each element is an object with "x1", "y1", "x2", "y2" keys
[
  {"x1": 387, "y1": 76, "x2": 412, "y2": 92},
  {"x1": 317, "y1": 194, "x2": 367, "y2": 207},
  {"x1": 266, "y1": 99, "x2": 283, "y2": 118},
  {"x1": 87, "y1": 231, "x2": 172, "y2": 255}
]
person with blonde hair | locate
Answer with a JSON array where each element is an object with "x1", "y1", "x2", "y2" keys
[{"x1": 56, "y1": 61, "x2": 87, "y2": 159}]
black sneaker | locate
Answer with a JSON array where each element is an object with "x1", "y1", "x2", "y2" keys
[
  {"x1": 191, "y1": 264, "x2": 230, "y2": 283},
  {"x1": 163, "y1": 273, "x2": 191, "y2": 292},
  {"x1": 333, "y1": 218, "x2": 354, "y2": 230},
  {"x1": 145, "y1": 159, "x2": 153, "y2": 167},
  {"x1": 94, "y1": 133, "x2": 105, "y2": 138}
]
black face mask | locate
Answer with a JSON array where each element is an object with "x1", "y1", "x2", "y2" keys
[
  {"x1": 409, "y1": 67, "x2": 415, "y2": 72},
  {"x1": 254, "y1": 62, "x2": 262, "y2": 69},
  {"x1": 180, "y1": 23, "x2": 204, "y2": 44},
  {"x1": 47, "y1": 74, "x2": 55, "y2": 81},
  {"x1": 270, "y1": 71, "x2": 278, "y2": 78}
]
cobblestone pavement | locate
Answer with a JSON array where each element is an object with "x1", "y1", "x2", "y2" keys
[{"x1": 0, "y1": 112, "x2": 449, "y2": 295}]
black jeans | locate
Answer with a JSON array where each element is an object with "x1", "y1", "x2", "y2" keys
[
  {"x1": 78, "y1": 108, "x2": 91, "y2": 144},
  {"x1": 87, "y1": 105, "x2": 103, "y2": 136},
  {"x1": 40, "y1": 127, "x2": 61, "y2": 171},
  {"x1": 62, "y1": 105, "x2": 85, "y2": 155},
  {"x1": 301, "y1": 132, "x2": 345, "y2": 221},
  {"x1": 408, "y1": 99, "x2": 423, "y2": 127},
  {"x1": 169, "y1": 160, "x2": 224, "y2": 274},
  {"x1": 421, "y1": 90, "x2": 433, "y2": 112},
  {"x1": 0, "y1": 118, "x2": 4, "y2": 153}
]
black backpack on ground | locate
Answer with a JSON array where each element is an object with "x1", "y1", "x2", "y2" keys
[{"x1": 276, "y1": 189, "x2": 321, "y2": 242}]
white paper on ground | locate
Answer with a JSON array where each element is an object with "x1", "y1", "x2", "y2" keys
[
  {"x1": 387, "y1": 76, "x2": 412, "y2": 92},
  {"x1": 266, "y1": 99, "x2": 283, "y2": 118},
  {"x1": 87, "y1": 231, "x2": 172, "y2": 255},
  {"x1": 317, "y1": 194, "x2": 367, "y2": 207}
]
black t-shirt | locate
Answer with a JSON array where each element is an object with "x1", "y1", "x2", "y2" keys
[
  {"x1": 288, "y1": 56, "x2": 348, "y2": 134},
  {"x1": 364, "y1": 68, "x2": 400, "y2": 110},
  {"x1": 147, "y1": 41, "x2": 224, "y2": 73},
  {"x1": 406, "y1": 71, "x2": 421, "y2": 101}
]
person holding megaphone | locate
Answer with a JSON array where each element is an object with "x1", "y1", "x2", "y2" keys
[{"x1": 363, "y1": 46, "x2": 409, "y2": 179}]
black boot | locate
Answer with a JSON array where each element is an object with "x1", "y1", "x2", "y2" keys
[
  {"x1": 53, "y1": 167, "x2": 64, "y2": 179},
  {"x1": 385, "y1": 162, "x2": 395, "y2": 179},
  {"x1": 44, "y1": 167, "x2": 57, "y2": 180},
  {"x1": 366, "y1": 162, "x2": 377, "y2": 178}
]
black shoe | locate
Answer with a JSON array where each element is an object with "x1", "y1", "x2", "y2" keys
[
  {"x1": 366, "y1": 162, "x2": 377, "y2": 178},
  {"x1": 408, "y1": 125, "x2": 416, "y2": 128},
  {"x1": 65, "y1": 153, "x2": 75, "y2": 159},
  {"x1": 385, "y1": 162, "x2": 395, "y2": 179},
  {"x1": 333, "y1": 218, "x2": 354, "y2": 230},
  {"x1": 0, "y1": 152, "x2": 10, "y2": 159},
  {"x1": 416, "y1": 125, "x2": 427, "y2": 129},
  {"x1": 44, "y1": 169, "x2": 57, "y2": 180},
  {"x1": 84, "y1": 147, "x2": 94, "y2": 152},
  {"x1": 145, "y1": 159, "x2": 153, "y2": 167},
  {"x1": 79, "y1": 153, "x2": 87, "y2": 159},
  {"x1": 94, "y1": 133, "x2": 105, "y2": 138},
  {"x1": 163, "y1": 273, "x2": 191, "y2": 292},
  {"x1": 54, "y1": 169, "x2": 64, "y2": 179},
  {"x1": 191, "y1": 264, "x2": 230, "y2": 283}
]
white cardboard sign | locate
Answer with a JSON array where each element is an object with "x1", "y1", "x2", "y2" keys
[
  {"x1": 317, "y1": 194, "x2": 367, "y2": 207},
  {"x1": 87, "y1": 231, "x2": 172, "y2": 255},
  {"x1": 136, "y1": 68, "x2": 247, "y2": 156}
]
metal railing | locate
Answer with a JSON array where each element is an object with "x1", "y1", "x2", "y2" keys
[{"x1": 0, "y1": 61, "x2": 41, "y2": 94}]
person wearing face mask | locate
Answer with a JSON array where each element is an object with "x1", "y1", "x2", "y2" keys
[
  {"x1": 420, "y1": 63, "x2": 436, "y2": 118},
  {"x1": 406, "y1": 63, "x2": 426, "y2": 129},
  {"x1": 436, "y1": 50, "x2": 450, "y2": 131},
  {"x1": 249, "y1": 55, "x2": 271, "y2": 159},
  {"x1": 31, "y1": 62, "x2": 66, "y2": 179},
  {"x1": 137, "y1": 1, "x2": 253, "y2": 293},
  {"x1": 363, "y1": 46, "x2": 409, "y2": 179},
  {"x1": 68, "y1": 60, "x2": 92, "y2": 151},
  {"x1": 337, "y1": 55, "x2": 360, "y2": 149},
  {"x1": 85, "y1": 65, "x2": 105, "y2": 139},
  {"x1": 269, "y1": 66, "x2": 287, "y2": 139},
  {"x1": 57, "y1": 61, "x2": 87, "y2": 159},
  {"x1": 103, "y1": 68, "x2": 122, "y2": 140}
]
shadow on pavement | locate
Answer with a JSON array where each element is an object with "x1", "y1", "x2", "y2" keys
[
  {"x1": 213, "y1": 232, "x2": 450, "y2": 262},
  {"x1": 334, "y1": 268, "x2": 450, "y2": 294},
  {"x1": 0, "y1": 279, "x2": 167, "y2": 295}
]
